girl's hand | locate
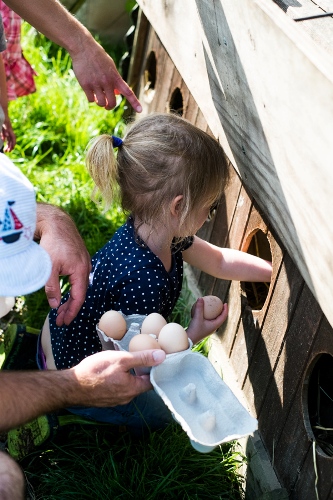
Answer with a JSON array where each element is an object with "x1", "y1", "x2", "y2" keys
[{"x1": 186, "y1": 297, "x2": 228, "y2": 345}]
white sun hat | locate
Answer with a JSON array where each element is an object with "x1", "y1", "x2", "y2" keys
[{"x1": 0, "y1": 153, "x2": 52, "y2": 297}]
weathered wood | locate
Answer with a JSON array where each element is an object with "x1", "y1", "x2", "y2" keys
[
  {"x1": 211, "y1": 186, "x2": 253, "y2": 356},
  {"x1": 198, "y1": 167, "x2": 243, "y2": 296},
  {"x1": 258, "y1": 278, "x2": 321, "y2": 468},
  {"x1": 228, "y1": 210, "x2": 283, "y2": 392},
  {"x1": 293, "y1": 443, "x2": 333, "y2": 500},
  {"x1": 273, "y1": 0, "x2": 333, "y2": 57},
  {"x1": 273, "y1": 314, "x2": 333, "y2": 496},
  {"x1": 138, "y1": 0, "x2": 333, "y2": 332},
  {"x1": 242, "y1": 250, "x2": 300, "y2": 414},
  {"x1": 127, "y1": 10, "x2": 150, "y2": 96}
]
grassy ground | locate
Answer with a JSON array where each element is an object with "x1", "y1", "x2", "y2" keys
[{"x1": 2, "y1": 24, "x2": 246, "y2": 499}]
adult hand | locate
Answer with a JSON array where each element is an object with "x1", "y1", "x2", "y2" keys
[
  {"x1": 70, "y1": 41, "x2": 142, "y2": 113},
  {"x1": 3, "y1": 0, "x2": 142, "y2": 113},
  {"x1": 0, "y1": 349, "x2": 166, "y2": 432},
  {"x1": 35, "y1": 203, "x2": 91, "y2": 325},
  {"x1": 71, "y1": 349, "x2": 166, "y2": 407},
  {"x1": 1, "y1": 118, "x2": 16, "y2": 152}
]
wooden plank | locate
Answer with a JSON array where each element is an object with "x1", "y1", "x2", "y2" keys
[
  {"x1": 293, "y1": 443, "x2": 333, "y2": 500},
  {"x1": 273, "y1": 315, "x2": 333, "y2": 495},
  {"x1": 182, "y1": 86, "x2": 199, "y2": 124},
  {"x1": 241, "y1": 250, "x2": 300, "y2": 412},
  {"x1": 137, "y1": 0, "x2": 333, "y2": 332},
  {"x1": 228, "y1": 212, "x2": 285, "y2": 392},
  {"x1": 258, "y1": 280, "x2": 321, "y2": 458},
  {"x1": 127, "y1": 10, "x2": 150, "y2": 95},
  {"x1": 211, "y1": 186, "x2": 253, "y2": 356},
  {"x1": 198, "y1": 166, "x2": 243, "y2": 296},
  {"x1": 274, "y1": 0, "x2": 333, "y2": 56}
]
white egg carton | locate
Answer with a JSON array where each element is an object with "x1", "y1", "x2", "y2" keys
[
  {"x1": 97, "y1": 313, "x2": 257, "y2": 452},
  {"x1": 150, "y1": 350, "x2": 258, "y2": 452}
]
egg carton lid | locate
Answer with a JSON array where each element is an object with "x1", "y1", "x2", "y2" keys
[{"x1": 150, "y1": 350, "x2": 257, "y2": 450}]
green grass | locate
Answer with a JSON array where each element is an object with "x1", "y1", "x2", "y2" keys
[
  {"x1": 7, "y1": 24, "x2": 127, "y2": 327},
  {"x1": 23, "y1": 424, "x2": 244, "y2": 500},
  {"x1": 2, "y1": 23, "x2": 245, "y2": 499}
]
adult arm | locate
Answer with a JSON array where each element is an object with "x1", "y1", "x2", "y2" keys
[
  {"x1": 3, "y1": 0, "x2": 142, "y2": 112},
  {"x1": 35, "y1": 203, "x2": 91, "y2": 326},
  {"x1": 0, "y1": 348, "x2": 165, "y2": 432},
  {"x1": 183, "y1": 235, "x2": 272, "y2": 282}
]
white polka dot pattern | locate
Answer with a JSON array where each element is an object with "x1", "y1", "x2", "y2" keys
[{"x1": 49, "y1": 219, "x2": 193, "y2": 369}]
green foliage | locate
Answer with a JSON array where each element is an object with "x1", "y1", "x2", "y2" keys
[
  {"x1": 7, "y1": 24, "x2": 127, "y2": 328},
  {"x1": 23, "y1": 424, "x2": 244, "y2": 499}
]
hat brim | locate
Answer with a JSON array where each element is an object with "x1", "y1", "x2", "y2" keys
[{"x1": 0, "y1": 241, "x2": 52, "y2": 296}]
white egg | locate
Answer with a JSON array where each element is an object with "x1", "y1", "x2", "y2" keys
[
  {"x1": 98, "y1": 310, "x2": 127, "y2": 339},
  {"x1": 158, "y1": 323, "x2": 189, "y2": 354},
  {"x1": 141, "y1": 313, "x2": 167, "y2": 337},
  {"x1": 129, "y1": 334, "x2": 161, "y2": 351}
]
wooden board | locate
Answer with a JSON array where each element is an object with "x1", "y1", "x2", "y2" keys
[{"x1": 137, "y1": 0, "x2": 333, "y2": 331}]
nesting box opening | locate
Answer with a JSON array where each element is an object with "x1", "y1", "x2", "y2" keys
[
  {"x1": 241, "y1": 229, "x2": 272, "y2": 311},
  {"x1": 306, "y1": 353, "x2": 333, "y2": 458},
  {"x1": 143, "y1": 51, "x2": 156, "y2": 103},
  {"x1": 169, "y1": 87, "x2": 183, "y2": 116}
]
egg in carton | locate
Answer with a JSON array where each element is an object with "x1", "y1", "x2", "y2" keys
[
  {"x1": 96, "y1": 310, "x2": 146, "y2": 351},
  {"x1": 97, "y1": 311, "x2": 193, "y2": 375},
  {"x1": 150, "y1": 350, "x2": 258, "y2": 452}
]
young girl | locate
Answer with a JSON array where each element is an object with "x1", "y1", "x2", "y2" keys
[{"x1": 40, "y1": 113, "x2": 272, "y2": 432}]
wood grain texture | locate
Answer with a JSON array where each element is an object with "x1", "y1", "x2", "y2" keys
[{"x1": 138, "y1": 0, "x2": 333, "y2": 332}]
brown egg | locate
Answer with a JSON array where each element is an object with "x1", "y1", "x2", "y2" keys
[
  {"x1": 202, "y1": 296, "x2": 223, "y2": 320},
  {"x1": 158, "y1": 323, "x2": 189, "y2": 354},
  {"x1": 129, "y1": 334, "x2": 161, "y2": 352},
  {"x1": 141, "y1": 313, "x2": 167, "y2": 337},
  {"x1": 98, "y1": 310, "x2": 127, "y2": 339}
]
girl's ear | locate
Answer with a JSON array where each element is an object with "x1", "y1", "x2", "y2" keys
[{"x1": 170, "y1": 195, "x2": 183, "y2": 217}]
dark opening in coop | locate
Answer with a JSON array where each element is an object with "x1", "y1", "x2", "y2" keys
[
  {"x1": 169, "y1": 87, "x2": 183, "y2": 116},
  {"x1": 307, "y1": 353, "x2": 333, "y2": 457},
  {"x1": 241, "y1": 229, "x2": 271, "y2": 310},
  {"x1": 144, "y1": 51, "x2": 156, "y2": 102}
]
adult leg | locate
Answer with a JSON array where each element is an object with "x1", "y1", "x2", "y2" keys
[{"x1": 0, "y1": 450, "x2": 25, "y2": 500}]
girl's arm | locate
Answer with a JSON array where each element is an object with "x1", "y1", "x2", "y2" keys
[{"x1": 183, "y1": 236, "x2": 272, "y2": 282}]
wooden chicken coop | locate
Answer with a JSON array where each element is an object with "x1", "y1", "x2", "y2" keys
[{"x1": 126, "y1": 1, "x2": 333, "y2": 498}]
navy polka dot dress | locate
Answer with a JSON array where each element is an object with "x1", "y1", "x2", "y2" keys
[{"x1": 49, "y1": 218, "x2": 193, "y2": 369}]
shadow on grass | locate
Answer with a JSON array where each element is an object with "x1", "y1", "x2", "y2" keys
[{"x1": 22, "y1": 422, "x2": 244, "y2": 500}]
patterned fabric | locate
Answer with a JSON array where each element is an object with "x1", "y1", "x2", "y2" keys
[
  {"x1": 0, "y1": 1, "x2": 36, "y2": 100},
  {"x1": 49, "y1": 217, "x2": 194, "y2": 369}
]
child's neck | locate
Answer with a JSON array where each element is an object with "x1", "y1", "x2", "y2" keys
[{"x1": 136, "y1": 221, "x2": 173, "y2": 272}]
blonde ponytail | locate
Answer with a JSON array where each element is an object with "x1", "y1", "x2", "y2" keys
[{"x1": 85, "y1": 134, "x2": 119, "y2": 210}]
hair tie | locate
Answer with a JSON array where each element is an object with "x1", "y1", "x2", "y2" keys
[{"x1": 111, "y1": 135, "x2": 123, "y2": 148}]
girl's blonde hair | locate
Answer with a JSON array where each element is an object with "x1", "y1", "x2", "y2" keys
[{"x1": 86, "y1": 112, "x2": 229, "y2": 234}]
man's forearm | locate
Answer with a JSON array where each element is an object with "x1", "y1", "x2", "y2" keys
[
  {"x1": 3, "y1": 0, "x2": 91, "y2": 57},
  {"x1": 0, "y1": 369, "x2": 78, "y2": 432}
]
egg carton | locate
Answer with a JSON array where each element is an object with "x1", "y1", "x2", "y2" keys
[
  {"x1": 97, "y1": 313, "x2": 257, "y2": 452},
  {"x1": 150, "y1": 350, "x2": 258, "y2": 453},
  {"x1": 97, "y1": 312, "x2": 193, "y2": 375}
]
